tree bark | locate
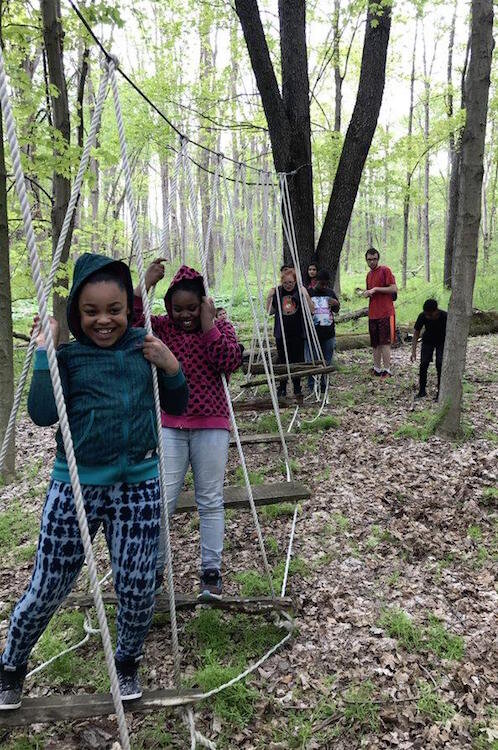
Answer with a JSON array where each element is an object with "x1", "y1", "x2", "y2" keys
[
  {"x1": 235, "y1": 0, "x2": 314, "y2": 270},
  {"x1": 444, "y1": 26, "x2": 471, "y2": 288},
  {"x1": 316, "y1": 2, "x2": 391, "y2": 282},
  {"x1": 40, "y1": 0, "x2": 72, "y2": 343},
  {"x1": 401, "y1": 20, "x2": 417, "y2": 289},
  {"x1": 438, "y1": 0, "x2": 494, "y2": 436}
]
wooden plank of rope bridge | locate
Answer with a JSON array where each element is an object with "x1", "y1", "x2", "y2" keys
[
  {"x1": 233, "y1": 397, "x2": 302, "y2": 412},
  {"x1": 229, "y1": 433, "x2": 297, "y2": 446},
  {"x1": 242, "y1": 361, "x2": 319, "y2": 375},
  {"x1": 66, "y1": 591, "x2": 293, "y2": 614},
  {"x1": 241, "y1": 365, "x2": 336, "y2": 388},
  {"x1": 0, "y1": 688, "x2": 205, "y2": 728},
  {"x1": 177, "y1": 480, "x2": 310, "y2": 512}
]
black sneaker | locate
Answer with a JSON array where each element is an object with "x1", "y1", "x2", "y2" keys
[
  {"x1": 198, "y1": 569, "x2": 222, "y2": 600},
  {"x1": 115, "y1": 657, "x2": 142, "y2": 701},
  {"x1": 0, "y1": 663, "x2": 26, "y2": 710},
  {"x1": 415, "y1": 391, "x2": 427, "y2": 400}
]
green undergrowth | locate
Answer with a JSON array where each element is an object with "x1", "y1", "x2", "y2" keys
[
  {"x1": 380, "y1": 609, "x2": 464, "y2": 660},
  {"x1": 0, "y1": 735, "x2": 46, "y2": 750},
  {"x1": 235, "y1": 556, "x2": 310, "y2": 596},
  {"x1": 394, "y1": 404, "x2": 450, "y2": 441},
  {"x1": 185, "y1": 609, "x2": 283, "y2": 728},
  {"x1": 298, "y1": 414, "x2": 340, "y2": 432},
  {"x1": 0, "y1": 502, "x2": 39, "y2": 561},
  {"x1": 343, "y1": 680, "x2": 380, "y2": 733},
  {"x1": 32, "y1": 609, "x2": 115, "y2": 689},
  {"x1": 417, "y1": 681, "x2": 455, "y2": 722},
  {"x1": 260, "y1": 501, "x2": 296, "y2": 519}
]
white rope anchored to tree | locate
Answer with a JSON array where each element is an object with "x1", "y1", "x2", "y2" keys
[{"x1": 0, "y1": 47, "x2": 131, "y2": 750}]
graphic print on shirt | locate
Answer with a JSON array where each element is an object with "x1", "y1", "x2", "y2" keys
[
  {"x1": 282, "y1": 295, "x2": 298, "y2": 315},
  {"x1": 312, "y1": 296, "x2": 333, "y2": 327}
]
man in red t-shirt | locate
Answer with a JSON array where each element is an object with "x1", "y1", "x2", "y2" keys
[{"x1": 362, "y1": 247, "x2": 398, "y2": 377}]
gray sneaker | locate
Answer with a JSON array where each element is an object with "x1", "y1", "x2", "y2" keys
[
  {"x1": 0, "y1": 663, "x2": 26, "y2": 710},
  {"x1": 115, "y1": 657, "x2": 142, "y2": 701}
]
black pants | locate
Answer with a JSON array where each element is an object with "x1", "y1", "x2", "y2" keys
[
  {"x1": 276, "y1": 336, "x2": 304, "y2": 395},
  {"x1": 420, "y1": 341, "x2": 444, "y2": 394}
]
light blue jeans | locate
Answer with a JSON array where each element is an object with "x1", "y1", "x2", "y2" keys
[
  {"x1": 305, "y1": 336, "x2": 335, "y2": 390},
  {"x1": 157, "y1": 428, "x2": 230, "y2": 574}
]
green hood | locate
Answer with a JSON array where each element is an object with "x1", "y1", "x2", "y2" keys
[{"x1": 67, "y1": 253, "x2": 134, "y2": 342}]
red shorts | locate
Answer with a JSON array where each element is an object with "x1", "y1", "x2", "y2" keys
[{"x1": 369, "y1": 316, "x2": 395, "y2": 347}]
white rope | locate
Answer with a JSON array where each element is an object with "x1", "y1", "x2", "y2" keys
[
  {"x1": 183, "y1": 145, "x2": 276, "y2": 596},
  {"x1": 26, "y1": 609, "x2": 99, "y2": 679},
  {"x1": 0, "y1": 63, "x2": 110, "y2": 474},
  {"x1": 0, "y1": 46, "x2": 130, "y2": 750},
  {"x1": 109, "y1": 60, "x2": 182, "y2": 686}
]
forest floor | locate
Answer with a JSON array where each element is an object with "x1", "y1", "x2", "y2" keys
[{"x1": 0, "y1": 335, "x2": 497, "y2": 750}]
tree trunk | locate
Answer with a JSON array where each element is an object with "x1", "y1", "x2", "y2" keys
[
  {"x1": 422, "y1": 27, "x2": 438, "y2": 283},
  {"x1": 333, "y1": 0, "x2": 342, "y2": 133},
  {"x1": 316, "y1": 2, "x2": 391, "y2": 281},
  {"x1": 235, "y1": 0, "x2": 314, "y2": 270},
  {"x1": 40, "y1": 0, "x2": 72, "y2": 343},
  {"x1": 401, "y1": 21, "x2": 418, "y2": 288},
  {"x1": 438, "y1": 0, "x2": 494, "y2": 436},
  {"x1": 87, "y1": 73, "x2": 100, "y2": 253},
  {"x1": 444, "y1": 27, "x2": 471, "y2": 288}
]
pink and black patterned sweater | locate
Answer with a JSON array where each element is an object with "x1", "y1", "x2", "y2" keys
[{"x1": 133, "y1": 265, "x2": 242, "y2": 431}]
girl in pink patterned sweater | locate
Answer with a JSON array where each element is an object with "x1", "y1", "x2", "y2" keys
[{"x1": 133, "y1": 261, "x2": 242, "y2": 598}]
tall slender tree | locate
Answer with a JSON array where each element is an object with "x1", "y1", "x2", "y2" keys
[
  {"x1": 40, "y1": 0, "x2": 72, "y2": 342},
  {"x1": 438, "y1": 0, "x2": 494, "y2": 436}
]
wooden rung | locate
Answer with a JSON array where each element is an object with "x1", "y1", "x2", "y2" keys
[
  {"x1": 0, "y1": 688, "x2": 204, "y2": 727},
  {"x1": 243, "y1": 362, "x2": 317, "y2": 375},
  {"x1": 177, "y1": 480, "x2": 310, "y2": 513},
  {"x1": 241, "y1": 365, "x2": 336, "y2": 388},
  {"x1": 229, "y1": 433, "x2": 297, "y2": 446},
  {"x1": 65, "y1": 592, "x2": 292, "y2": 615},
  {"x1": 233, "y1": 397, "x2": 298, "y2": 412}
]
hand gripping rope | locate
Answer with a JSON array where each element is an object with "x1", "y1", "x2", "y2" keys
[{"x1": 0, "y1": 47, "x2": 132, "y2": 750}]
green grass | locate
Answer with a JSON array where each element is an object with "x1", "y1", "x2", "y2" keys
[
  {"x1": 233, "y1": 466, "x2": 265, "y2": 486},
  {"x1": 190, "y1": 659, "x2": 259, "y2": 727},
  {"x1": 468, "y1": 524, "x2": 483, "y2": 541},
  {"x1": 235, "y1": 556, "x2": 310, "y2": 596},
  {"x1": 379, "y1": 609, "x2": 464, "y2": 660},
  {"x1": 33, "y1": 609, "x2": 114, "y2": 689},
  {"x1": 299, "y1": 414, "x2": 340, "y2": 432},
  {"x1": 0, "y1": 502, "x2": 39, "y2": 558},
  {"x1": 0, "y1": 736, "x2": 45, "y2": 750},
  {"x1": 343, "y1": 680, "x2": 380, "y2": 733},
  {"x1": 481, "y1": 487, "x2": 497, "y2": 506},
  {"x1": 394, "y1": 403, "x2": 451, "y2": 441},
  {"x1": 417, "y1": 681, "x2": 455, "y2": 723},
  {"x1": 260, "y1": 501, "x2": 296, "y2": 519},
  {"x1": 185, "y1": 609, "x2": 284, "y2": 730}
]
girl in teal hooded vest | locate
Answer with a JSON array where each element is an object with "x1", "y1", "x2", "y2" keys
[{"x1": 0, "y1": 254, "x2": 188, "y2": 709}]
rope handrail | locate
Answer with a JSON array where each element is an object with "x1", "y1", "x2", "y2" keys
[{"x1": 0, "y1": 47, "x2": 131, "y2": 750}]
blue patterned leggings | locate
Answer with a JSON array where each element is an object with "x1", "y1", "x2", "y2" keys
[{"x1": 2, "y1": 478, "x2": 160, "y2": 668}]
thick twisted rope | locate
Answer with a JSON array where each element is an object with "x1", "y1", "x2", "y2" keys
[
  {"x1": 0, "y1": 46, "x2": 130, "y2": 750},
  {"x1": 0, "y1": 64, "x2": 110, "y2": 474}
]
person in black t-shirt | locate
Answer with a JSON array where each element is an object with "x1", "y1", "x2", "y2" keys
[
  {"x1": 411, "y1": 298, "x2": 447, "y2": 400},
  {"x1": 305, "y1": 270, "x2": 340, "y2": 392},
  {"x1": 267, "y1": 268, "x2": 313, "y2": 400}
]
